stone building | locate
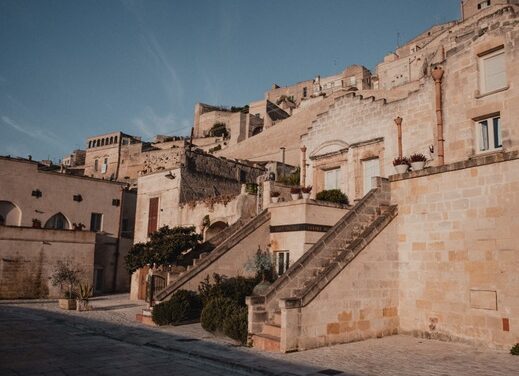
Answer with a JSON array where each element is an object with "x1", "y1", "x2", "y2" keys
[
  {"x1": 131, "y1": 1, "x2": 519, "y2": 352},
  {"x1": 0, "y1": 156, "x2": 136, "y2": 298}
]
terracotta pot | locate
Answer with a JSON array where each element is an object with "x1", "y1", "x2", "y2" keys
[
  {"x1": 394, "y1": 164, "x2": 409, "y2": 174},
  {"x1": 411, "y1": 161, "x2": 425, "y2": 171}
]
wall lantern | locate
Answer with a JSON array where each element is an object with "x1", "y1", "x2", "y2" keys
[{"x1": 31, "y1": 189, "x2": 42, "y2": 198}]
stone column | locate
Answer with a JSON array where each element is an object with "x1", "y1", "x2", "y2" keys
[
  {"x1": 300, "y1": 145, "x2": 307, "y2": 187},
  {"x1": 394, "y1": 117, "x2": 403, "y2": 159},
  {"x1": 432, "y1": 66, "x2": 445, "y2": 165}
]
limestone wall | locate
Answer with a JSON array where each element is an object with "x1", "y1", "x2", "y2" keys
[
  {"x1": 287, "y1": 220, "x2": 399, "y2": 350},
  {"x1": 0, "y1": 226, "x2": 95, "y2": 298},
  {"x1": 391, "y1": 154, "x2": 519, "y2": 348}
]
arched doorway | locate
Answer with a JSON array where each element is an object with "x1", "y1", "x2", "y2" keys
[
  {"x1": 0, "y1": 201, "x2": 22, "y2": 226},
  {"x1": 205, "y1": 221, "x2": 228, "y2": 241},
  {"x1": 44, "y1": 213, "x2": 71, "y2": 230}
]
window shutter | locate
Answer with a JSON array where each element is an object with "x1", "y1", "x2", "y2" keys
[
  {"x1": 147, "y1": 197, "x2": 159, "y2": 236},
  {"x1": 484, "y1": 52, "x2": 506, "y2": 92}
]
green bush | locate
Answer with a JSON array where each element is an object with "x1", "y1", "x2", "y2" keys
[
  {"x1": 198, "y1": 274, "x2": 259, "y2": 306},
  {"x1": 223, "y1": 305, "x2": 248, "y2": 344},
  {"x1": 200, "y1": 296, "x2": 236, "y2": 333},
  {"x1": 152, "y1": 290, "x2": 202, "y2": 326},
  {"x1": 316, "y1": 189, "x2": 349, "y2": 205},
  {"x1": 511, "y1": 343, "x2": 519, "y2": 355}
]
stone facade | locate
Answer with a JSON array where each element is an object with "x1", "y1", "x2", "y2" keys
[{"x1": 0, "y1": 156, "x2": 135, "y2": 295}]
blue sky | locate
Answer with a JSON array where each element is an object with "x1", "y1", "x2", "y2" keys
[{"x1": 0, "y1": 0, "x2": 460, "y2": 161}]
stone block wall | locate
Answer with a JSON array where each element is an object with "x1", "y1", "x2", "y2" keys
[
  {"x1": 0, "y1": 226, "x2": 95, "y2": 298},
  {"x1": 391, "y1": 154, "x2": 519, "y2": 348},
  {"x1": 287, "y1": 220, "x2": 399, "y2": 350}
]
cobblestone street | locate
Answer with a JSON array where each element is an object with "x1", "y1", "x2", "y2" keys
[{"x1": 1, "y1": 295, "x2": 517, "y2": 376}]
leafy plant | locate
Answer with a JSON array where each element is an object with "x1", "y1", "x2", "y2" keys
[
  {"x1": 409, "y1": 153, "x2": 427, "y2": 162},
  {"x1": 301, "y1": 186, "x2": 312, "y2": 194},
  {"x1": 270, "y1": 191, "x2": 281, "y2": 198},
  {"x1": 152, "y1": 290, "x2": 202, "y2": 326},
  {"x1": 124, "y1": 226, "x2": 202, "y2": 273},
  {"x1": 278, "y1": 167, "x2": 300, "y2": 186},
  {"x1": 209, "y1": 122, "x2": 228, "y2": 138},
  {"x1": 222, "y1": 305, "x2": 248, "y2": 344},
  {"x1": 198, "y1": 273, "x2": 259, "y2": 306},
  {"x1": 511, "y1": 343, "x2": 519, "y2": 355},
  {"x1": 392, "y1": 156, "x2": 410, "y2": 166},
  {"x1": 245, "y1": 248, "x2": 275, "y2": 282},
  {"x1": 245, "y1": 183, "x2": 258, "y2": 195},
  {"x1": 51, "y1": 261, "x2": 82, "y2": 298},
  {"x1": 316, "y1": 189, "x2": 349, "y2": 205},
  {"x1": 290, "y1": 187, "x2": 301, "y2": 194},
  {"x1": 201, "y1": 296, "x2": 236, "y2": 333},
  {"x1": 77, "y1": 282, "x2": 93, "y2": 300}
]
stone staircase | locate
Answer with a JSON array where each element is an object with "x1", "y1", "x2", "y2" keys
[
  {"x1": 155, "y1": 209, "x2": 271, "y2": 302},
  {"x1": 247, "y1": 178, "x2": 397, "y2": 352}
]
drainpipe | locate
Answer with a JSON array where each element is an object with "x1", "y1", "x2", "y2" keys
[
  {"x1": 394, "y1": 117, "x2": 403, "y2": 159},
  {"x1": 432, "y1": 66, "x2": 445, "y2": 165},
  {"x1": 112, "y1": 186, "x2": 125, "y2": 292},
  {"x1": 300, "y1": 145, "x2": 307, "y2": 187}
]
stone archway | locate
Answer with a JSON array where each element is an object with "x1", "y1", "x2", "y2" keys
[
  {"x1": 44, "y1": 212, "x2": 71, "y2": 230},
  {"x1": 204, "y1": 221, "x2": 228, "y2": 241},
  {"x1": 0, "y1": 201, "x2": 22, "y2": 226}
]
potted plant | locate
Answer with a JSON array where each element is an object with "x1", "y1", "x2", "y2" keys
[
  {"x1": 409, "y1": 153, "x2": 427, "y2": 171},
  {"x1": 393, "y1": 156, "x2": 409, "y2": 174},
  {"x1": 270, "y1": 191, "x2": 281, "y2": 203},
  {"x1": 32, "y1": 218, "x2": 42, "y2": 228},
  {"x1": 301, "y1": 186, "x2": 312, "y2": 199},
  {"x1": 290, "y1": 187, "x2": 301, "y2": 200},
  {"x1": 76, "y1": 282, "x2": 93, "y2": 311},
  {"x1": 51, "y1": 261, "x2": 82, "y2": 310}
]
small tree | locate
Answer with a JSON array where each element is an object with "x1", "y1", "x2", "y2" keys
[
  {"x1": 245, "y1": 247, "x2": 275, "y2": 282},
  {"x1": 51, "y1": 261, "x2": 82, "y2": 298},
  {"x1": 125, "y1": 226, "x2": 202, "y2": 273}
]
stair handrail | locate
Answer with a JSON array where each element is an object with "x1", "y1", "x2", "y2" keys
[
  {"x1": 260, "y1": 183, "x2": 384, "y2": 306},
  {"x1": 155, "y1": 209, "x2": 271, "y2": 301}
]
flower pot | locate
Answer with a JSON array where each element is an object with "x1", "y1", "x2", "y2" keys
[
  {"x1": 302, "y1": 193, "x2": 310, "y2": 199},
  {"x1": 271, "y1": 197, "x2": 280, "y2": 203},
  {"x1": 411, "y1": 161, "x2": 425, "y2": 171},
  {"x1": 291, "y1": 194, "x2": 300, "y2": 200},
  {"x1": 76, "y1": 299, "x2": 90, "y2": 312},
  {"x1": 58, "y1": 298, "x2": 77, "y2": 310},
  {"x1": 394, "y1": 164, "x2": 408, "y2": 174}
]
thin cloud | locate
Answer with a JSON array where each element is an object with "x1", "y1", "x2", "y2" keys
[
  {"x1": 131, "y1": 107, "x2": 190, "y2": 139},
  {"x1": 1, "y1": 115, "x2": 63, "y2": 148}
]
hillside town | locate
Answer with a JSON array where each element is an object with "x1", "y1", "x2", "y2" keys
[{"x1": 1, "y1": 0, "x2": 519, "y2": 371}]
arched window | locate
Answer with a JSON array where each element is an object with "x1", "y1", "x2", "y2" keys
[
  {"x1": 114, "y1": 136, "x2": 118, "y2": 144},
  {"x1": 0, "y1": 201, "x2": 22, "y2": 226},
  {"x1": 101, "y1": 139, "x2": 105, "y2": 146},
  {"x1": 109, "y1": 136, "x2": 114, "y2": 144},
  {"x1": 88, "y1": 141, "x2": 92, "y2": 148},
  {"x1": 105, "y1": 137, "x2": 109, "y2": 145},
  {"x1": 96, "y1": 139, "x2": 100, "y2": 147},
  {"x1": 44, "y1": 213, "x2": 70, "y2": 230}
]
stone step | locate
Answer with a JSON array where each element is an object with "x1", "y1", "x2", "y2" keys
[
  {"x1": 252, "y1": 333, "x2": 280, "y2": 352},
  {"x1": 262, "y1": 323, "x2": 281, "y2": 337}
]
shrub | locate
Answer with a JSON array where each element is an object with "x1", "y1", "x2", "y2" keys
[
  {"x1": 200, "y1": 296, "x2": 237, "y2": 333},
  {"x1": 392, "y1": 156, "x2": 410, "y2": 166},
  {"x1": 511, "y1": 343, "x2": 519, "y2": 355},
  {"x1": 51, "y1": 261, "x2": 82, "y2": 298},
  {"x1": 223, "y1": 305, "x2": 248, "y2": 344},
  {"x1": 198, "y1": 274, "x2": 259, "y2": 306},
  {"x1": 152, "y1": 289, "x2": 202, "y2": 326},
  {"x1": 209, "y1": 122, "x2": 228, "y2": 138},
  {"x1": 409, "y1": 153, "x2": 427, "y2": 162},
  {"x1": 316, "y1": 189, "x2": 349, "y2": 205}
]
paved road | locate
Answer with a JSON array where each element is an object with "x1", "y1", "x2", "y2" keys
[{"x1": 1, "y1": 296, "x2": 518, "y2": 376}]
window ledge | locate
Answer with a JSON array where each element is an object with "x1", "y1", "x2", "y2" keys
[
  {"x1": 470, "y1": 148, "x2": 504, "y2": 159},
  {"x1": 475, "y1": 85, "x2": 509, "y2": 99}
]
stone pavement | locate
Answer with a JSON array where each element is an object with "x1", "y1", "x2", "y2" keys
[{"x1": 1, "y1": 294, "x2": 518, "y2": 376}]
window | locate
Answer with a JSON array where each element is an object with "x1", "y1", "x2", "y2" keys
[
  {"x1": 101, "y1": 158, "x2": 108, "y2": 174},
  {"x1": 109, "y1": 136, "x2": 114, "y2": 144},
  {"x1": 90, "y1": 213, "x2": 103, "y2": 232},
  {"x1": 478, "y1": 0, "x2": 490, "y2": 10},
  {"x1": 303, "y1": 87, "x2": 307, "y2": 97},
  {"x1": 476, "y1": 115, "x2": 501, "y2": 152},
  {"x1": 94, "y1": 159, "x2": 99, "y2": 172},
  {"x1": 479, "y1": 47, "x2": 506, "y2": 94},
  {"x1": 349, "y1": 76, "x2": 357, "y2": 86},
  {"x1": 324, "y1": 168, "x2": 341, "y2": 190},
  {"x1": 114, "y1": 136, "x2": 118, "y2": 144},
  {"x1": 147, "y1": 197, "x2": 159, "y2": 236},
  {"x1": 362, "y1": 158, "x2": 380, "y2": 196},
  {"x1": 275, "y1": 251, "x2": 290, "y2": 275},
  {"x1": 88, "y1": 141, "x2": 92, "y2": 148},
  {"x1": 44, "y1": 213, "x2": 69, "y2": 230},
  {"x1": 101, "y1": 139, "x2": 105, "y2": 146}
]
